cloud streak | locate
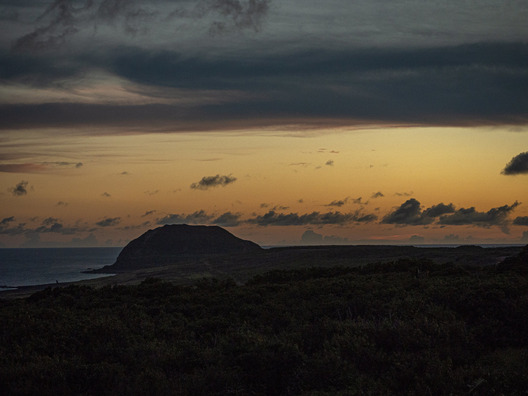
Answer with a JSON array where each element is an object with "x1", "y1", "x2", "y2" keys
[
  {"x1": 0, "y1": 162, "x2": 83, "y2": 173},
  {"x1": 96, "y1": 217, "x2": 121, "y2": 227},
  {"x1": 1, "y1": 42, "x2": 527, "y2": 132}
]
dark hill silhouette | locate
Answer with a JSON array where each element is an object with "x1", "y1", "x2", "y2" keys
[{"x1": 99, "y1": 224, "x2": 262, "y2": 272}]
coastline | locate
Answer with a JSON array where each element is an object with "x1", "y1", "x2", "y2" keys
[{"x1": 0, "y1": 275, "x2": 115, "y2": 299}]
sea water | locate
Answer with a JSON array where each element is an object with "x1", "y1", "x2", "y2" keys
[{"x1": 0, "y1": 247, "x2": 121, "y2": 290}]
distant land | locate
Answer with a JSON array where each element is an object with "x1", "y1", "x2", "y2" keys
[
  {"x1": 91, "y1": 224, "x2": 524, "y2": 283},
  {"x1": 1, "y1": 224, "x2": 525, "y2": 298}
]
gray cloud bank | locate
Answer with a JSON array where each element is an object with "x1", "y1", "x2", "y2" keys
[{"x1": 383, "y1": 198, "x2": 520, "y2": 232}]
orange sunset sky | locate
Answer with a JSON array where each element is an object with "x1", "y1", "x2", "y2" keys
[{"x1": 1, "y1": 0, "x2": 527, "y2": 247}]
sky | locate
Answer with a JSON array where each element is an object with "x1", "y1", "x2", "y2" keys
[{"x1": 1, "y1": 0, "x2": 528, "y2": 248}]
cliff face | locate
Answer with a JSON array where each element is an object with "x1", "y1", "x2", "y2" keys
[{"x1": 107, "y1": 224, "x2": 262, "y2": 271}]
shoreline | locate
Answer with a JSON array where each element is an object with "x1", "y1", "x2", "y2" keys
[{"x1": 0, "y1": 274, "x2": 120, "y2": 299}]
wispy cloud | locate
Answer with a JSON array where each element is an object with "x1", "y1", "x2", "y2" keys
[
  {"x1": 0, "y1": 162, "x2": 82, "y2": 173},
  {"x1": 96, "y1": 217, "x2": 121, "y2": 227},
  {"x1": 2, "y1": 42, "x2": 527, "y2": 132}
]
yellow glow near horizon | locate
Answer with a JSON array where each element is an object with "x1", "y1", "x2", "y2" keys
[{"x1": 1, "y1": 125, "x2": 527, "y2": 246}]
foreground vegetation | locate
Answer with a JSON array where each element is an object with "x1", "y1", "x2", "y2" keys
[{"x1": 1, "y1": 257, "x2": 527, "y2": 395}]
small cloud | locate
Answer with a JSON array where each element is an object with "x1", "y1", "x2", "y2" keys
[
  {"x1": 502, "y1": 152, "x2": 528, "y2": 175},
  {"x1": 260, "y1": 203, "x2": 269, "y2": 208},
  {"x1": 326, "y1": 198, "x2": 348, "y2": 207},
  {"x1": 298, "y1": 199, "x2": 304, "y2": 203},
  {"x1": 513, "y1": 216, "x2": 528, "y2": 226},
  {"x1": 371, "y1": 192, "x2": 384, "y2": 199},
  {"x1": 75, "y1": 162, "x2": 83, "y2": 168},
  {"x1": 0, "y1": 216, "x2": 15, "y2": 226},
  {"x1": 395, "y1": 191, "x2": 413, "y2": 197},
  {"x1": 56, "y1": 201, "x2": 68, "y2": 206},
  {"x1": 144, "y1": 190, "x2": 159, "y2": 196},
  {"x1": 101, "y1": 192, "x2": 111, "y2": 198},
  {"x1": 42, "y1": 217, "x2": 59, "y2": 226},
  {"x1": 141, "y1": 210, "x2": 156, "y2": 217},
  {"x1": 10, "y1": 180, "x2": 29, "y2": 196},
  {"x1": 190, "y1": 174, "x2": 237, "y2": 190},
  {"x1": 325, "y1": 160, "x2": 334, "y2": 166},
  {"x1": 352, "y1": 197, "x2": 367, "y2": 205},
  {"x1": 96, "y1": 217, "x2": 121, "y2": 227},
  {"x1": 121, "y1": 171, "x2": 129, "y2": 175}
]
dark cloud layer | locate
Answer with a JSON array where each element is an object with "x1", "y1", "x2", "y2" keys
[
  {"x1": 190, "y1": 174, "x2": 237, "y2": 190},
  {"x1": 502, "y1": 152, "x2": 528, "y2": 175},
  {"x1": 1, "y1": 42, "x2": 527, "y2": 131}
]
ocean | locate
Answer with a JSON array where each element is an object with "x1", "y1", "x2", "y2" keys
[{"x1": 0, "y1": 247, "x2": 121, "y2": 291}]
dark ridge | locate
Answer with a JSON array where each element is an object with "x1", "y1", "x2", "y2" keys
[{"x1": 97, "y1": 224, "x2": 262, "y2": 272}]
